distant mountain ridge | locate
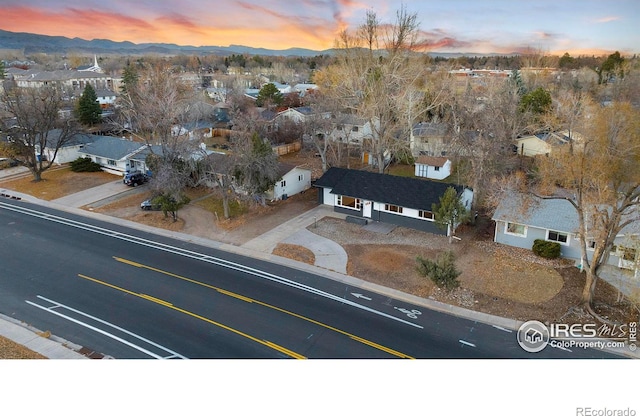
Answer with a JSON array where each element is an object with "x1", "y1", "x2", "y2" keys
[
  {"x1": 0, "y1": 28, "x2": 516, "y2": 58},
  {"x1": 0, "y1": 29, "x2": 332, "y2": 57}
]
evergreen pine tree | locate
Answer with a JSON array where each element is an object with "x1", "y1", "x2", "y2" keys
[
  {"x1": 432, "y1": 186, "x2": 469, "y2": 243},
  {"x1": 256, "y1": 83, "x2": 283, "y2": 107},
  {"x1": 76, "y1": 84, "x2": 102, "y2": 125}
]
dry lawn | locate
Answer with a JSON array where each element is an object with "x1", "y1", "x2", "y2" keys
[
  {"x1": 0, "y1": 167, "x2": 116, "y2": 200},
  {"x1": 273, "y1": 243, "x2": 315, "y2": 265},
  {"x1": 0, "y1": 335, "x2": 46, "y2": 359}
]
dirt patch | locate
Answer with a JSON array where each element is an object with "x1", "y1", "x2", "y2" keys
[
  {"x1": 127, "y1": 211, "x2": 185, "y2": 232},
  {"x1": 345, "y1": 244, "x2": 436, "y2": 299},
  {"x1": 0, "y1": 167, "x2": 116, "y2": 200},
  {"x1": 457, "y1": 246, "x2": 564, "y2": 304},
  {"x1": 272, "y1": 243, "x2": 315, "y2": 265},
  {"x1": 316, "y1": 216, "x2": 638, "y2": 325}
]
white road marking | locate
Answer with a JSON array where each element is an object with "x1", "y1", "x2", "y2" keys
[
  {"x1": 459, "y1": 340, "x2": 476, "y2": 347},
  {"x1": 2, "y1": 202, "x2": 423, "y2": 329},
  {"x1": 492, "y1": 325, "x2": 513, "y2": 333},
  {"x1": 27, "y1": 295, "x2": 187, "y2": 359},
  {"x1": 351, "y1": 293, "x2": 372, "y2": 301}
]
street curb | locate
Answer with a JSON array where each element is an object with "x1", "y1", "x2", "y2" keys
[{"x1": 2, "y1": 189, "x2": 638, "y2": 359}]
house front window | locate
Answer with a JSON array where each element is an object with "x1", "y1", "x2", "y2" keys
[
  {"x1": 107, "y1": 159, "x2": 116, "y2": 166},
  {"x1": 419, "y1": 210, "x2": 434, "y2": 221},
  {"x1": 336, "y1": 195, "x2": 361, "y2": 210},
  {"x1": 505, "y1": 222, "x2": 527, "y2": 237},
  {"x1": 547, "y1": 230, "x2": 569, "y2": 244},
  {"x1": 384, "y1": 204, "x2": 403, "y2": 214},
  {"x1": 434, "y1": 166, "x2": 440, "y2": 171},
  {"x1": 280, "y1": 180, "x2": 286, "y2": 187}
]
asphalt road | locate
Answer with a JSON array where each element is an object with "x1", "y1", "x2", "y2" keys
[{"x1": 0, "y1": 199, "x2": 620, "y2": 359}]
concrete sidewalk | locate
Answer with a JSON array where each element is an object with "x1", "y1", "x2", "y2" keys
[
  {"x1": 2, "y1": 186, "x2": 638, "y2": 359},
  {"x1": 51, "y1": 179, "x2": 137, "y2": 208},
  {"x1": 0, "y1": 314, "x2": 88, "y2": 359}
]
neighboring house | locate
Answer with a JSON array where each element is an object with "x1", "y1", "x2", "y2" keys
[
  {"x1": 414, "y1": 156, "x2": 451, "y2": 180},
  {"x1": 35, "y1": 130, "x2": 98, "y2": 164},
  {"x1": 328, "y1": 114, "x2": 377, "y2": 146},
  {"x1": 314, "y1": 167, "x2": 473, "y2": 235},
  {"x1": 275, "y1": 107, "x2": 314, "y2": 124},
  {"x1": 410, "y1": 122, "x2": 450, "y2": 156},
  {"x1": 492, "y1": 193, "x2": 640, "y2": 277},
  {"x1": 515, "y1": 130, "x2": 584, "y2": 157},
  {"x1": 266, "y1": 163, "x2": 312, "y2": 201},
  {"x1": 292, "y1": 83, "x2": 319, "y2": 97},
  {"x1": 172, "y1": 120, "x2": 216, "y2": 140},
  {"x1": 78, "y1": 136, "x2": 150, "y2": 175},
  {"x1": 95, "y1": 89, "x2": 117, "y2": 108}
]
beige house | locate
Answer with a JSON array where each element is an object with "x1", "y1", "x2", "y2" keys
[{"x1": 515, "y1": 130, "x2": 584, "y2": 157}]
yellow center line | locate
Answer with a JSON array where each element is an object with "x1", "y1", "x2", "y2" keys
[
  {"x1": 139, "y1": 294, "x2": 173, "y2": 307},
  {"x1": 78, "y1": 273, "x2": 305, "y2": 359},
  {"x1": 112, "y1": 257, "x2": 415, "y2": 359}
]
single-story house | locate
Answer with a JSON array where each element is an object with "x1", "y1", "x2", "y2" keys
[
  {"x1": 515, "y1": 130, "x2": 584, "y2": 157},
  {"x1": 78, "y1": 136, "x2": 151, "y2": 176},
  {"x1": 492, "y1": 192, "x2": 640, "y2": 276},
  {"x1": 266, "y1": 163, "x2": 312, "y2": 201},
  {"x1": 414, "y1": 156, "x2": 451, "y2": 180},
  {"x1": 314, "y1": 167, "x2": 473, "y2": 235},
  {"x1": 36, "y1": 130, "x2": 99, "y2": 164}
]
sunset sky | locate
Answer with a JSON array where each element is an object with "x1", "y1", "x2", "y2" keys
[{"x1": 0, "y1": 0, "x2": 637, "y2": 55}]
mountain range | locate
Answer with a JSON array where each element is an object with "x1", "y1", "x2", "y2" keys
[{"x1": 0, "y1": 29, "x2": 512, "y2": 58}]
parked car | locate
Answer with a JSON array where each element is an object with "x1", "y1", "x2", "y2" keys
[
  {"x1": 140, "y1": 199, "x2": 161, "y2": 210},
  {"x1": 123, "y1": 171, "x2": 147, "y2": 187}
]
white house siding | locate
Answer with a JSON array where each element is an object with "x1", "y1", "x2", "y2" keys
[
  {"x1": 45, "y1": 145, "x2": 83, "y2": 165},
  {"x1": 79, "y1": 153, "x2": 129, "y2": 176},
  {"x1": 414, "y1": 160, "x2": 451, "y2": 180},
  {"x1": 322, "y1": 188, "x2": 335, "y2": 206},
  {"x1": 268, "y1": 167, "x2": 311, "y2": 200}
]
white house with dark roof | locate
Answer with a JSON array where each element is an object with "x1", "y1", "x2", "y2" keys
[
  {"x1": 492, "y1": 192, "x2": 640, "y2": 277},
  {"x1": 414, "y1": 156, "x2": 451, "y2": 180},
  {"x1": 314, "y1": 167, "x2": 473, "y2": 235},
  {"x1": 36, "y1": 130, "x2": 100, "y2": 165},
  {"x1": 78, "y1": 136, "x2": 151, "y2": 176}
]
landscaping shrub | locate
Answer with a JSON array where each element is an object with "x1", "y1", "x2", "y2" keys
[
  {"x1": 70, "y1": 157, "x2": 103, "y2": 172},
  {"x1": 532, "y1": 239, "x2": 561, "y2": 259},
  {"x1": 416, "y1": 250, "x2": 461, "y2": 290}
]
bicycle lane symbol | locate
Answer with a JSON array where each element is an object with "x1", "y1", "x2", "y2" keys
[{"x1": 394, "y1": 307, "x2": 422, "y2": 319}]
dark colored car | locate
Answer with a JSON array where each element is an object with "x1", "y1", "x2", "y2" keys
[
  {"x1": 140, "y1": 199, "x2": 161, "y2": 210},
  {"x1": 123, "y1": 171, "x2": 147, "y2": 187}
]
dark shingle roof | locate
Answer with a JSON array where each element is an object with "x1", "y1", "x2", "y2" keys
[
  {"x1": 80, "y1": 136, "x2": 146, "y2": 160},
  {"x1": 315, "y1": 167, "x2": 466, "y2": 210}
]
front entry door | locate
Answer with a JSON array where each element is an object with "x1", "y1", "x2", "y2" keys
[{"x1": 363, "y1": 200, "x2": 372, "y2": 218}]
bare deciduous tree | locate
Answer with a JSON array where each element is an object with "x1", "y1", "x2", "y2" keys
[
  {"x1": 448, "y1": 77, "x2": 522, "y2": 210},
  {"x1": 0, "y1": 83, "x2": 78, "y2": 181},
  {"x1": 535, "y1": 101, "x2": 640, "y2": 315},
  {"x1": 320, "y1": 7, "x2": 439, "y2": 173}
]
